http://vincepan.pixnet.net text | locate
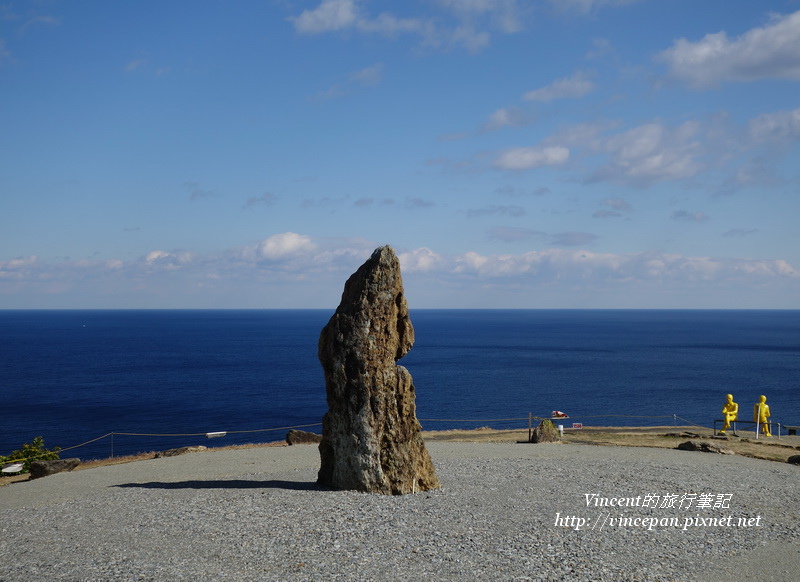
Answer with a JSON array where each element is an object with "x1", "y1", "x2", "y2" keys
[{"x1": 555, "y1": 493, "x2": 763, "y2": 531}]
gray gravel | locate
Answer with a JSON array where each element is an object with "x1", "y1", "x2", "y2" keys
[{"x1": 1, "y1": 441, "x2": 798, "y2": 581}]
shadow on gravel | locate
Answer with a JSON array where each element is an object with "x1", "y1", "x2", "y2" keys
[{"x1": 114, "y1": 479, "x2": 327, "y2": 491}]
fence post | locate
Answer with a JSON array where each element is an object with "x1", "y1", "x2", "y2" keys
[{"x1": 528, "y1": 412, "x2": 532, "y2": 443}]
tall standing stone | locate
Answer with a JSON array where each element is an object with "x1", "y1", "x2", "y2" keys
[{"x1": 317, "y1": 245, "x2": 440, "y2": 494}]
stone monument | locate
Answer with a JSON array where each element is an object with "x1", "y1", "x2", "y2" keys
[
  {"x1": 317, "y1": 245, "x2": 440, "y2": 494},
  {"x1": 529, "y1": 419, "x2": 560, "y2": 443}
]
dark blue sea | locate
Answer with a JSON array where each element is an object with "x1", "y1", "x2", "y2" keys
[{"x1": 1, "y1": 310, "x2": 798, "y2": 460}]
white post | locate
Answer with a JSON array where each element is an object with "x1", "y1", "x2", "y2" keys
[{"x1": 558, "y1": 424, "x2": 564, "y2": 437}]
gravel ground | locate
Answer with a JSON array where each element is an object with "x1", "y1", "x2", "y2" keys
[{"x1": 1, "y1": 442, "x2": 797, "y2": 581}]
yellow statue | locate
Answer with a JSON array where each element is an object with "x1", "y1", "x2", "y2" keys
[
  {"x1": 753, "y1": 395, "x2": 771, "y2": 437},
  {"x1": 720, "y1": 394, "x2": 738, "y2": 435}
]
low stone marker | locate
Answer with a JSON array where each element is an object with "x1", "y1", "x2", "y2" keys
[
  {"x1": 676, "y1": 440, "x2": 734, "y2": 455},
  {"x1": 530, "y1": 419, "x2": 561, "y2": 443},
  {"x1": 154, "y1": 446, "x2": 207, "y2": 458},
  {"x1": 286, "y1": 429, "x2": 322, "y2": 445},
  {"x1": 317, "y1": 246, "x2": 440, "y2": 495},
  {"x1": 29, "y1": 458, "x2": 81, "y2": 479}
]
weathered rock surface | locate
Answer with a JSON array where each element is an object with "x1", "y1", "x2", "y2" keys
[
  {"x1": 286, "y1": 430, "x2": 322, "y2": 445},
  {"x1": 317, "y1": 245, "x2": 440, "y2": 494},
  {"x1": 154, "y1": 446, "x2": 207, "y2": 458},
  {"x1": 29, "y1": 458, "x2": 81, "y2": 479},
  {"x1": 530, "y1": 420, "x2": 561, "y2": 443},
  {"x1": 676, "y1": 440, "x2": 734, "y2": 455}
]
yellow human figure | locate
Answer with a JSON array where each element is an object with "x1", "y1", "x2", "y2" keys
[
  {"x1": 720, "y1": 394, "x2": 738, "y2": 435},
  {"x1": 753, "y1": 395, "x2": 771, "y2": 437}
]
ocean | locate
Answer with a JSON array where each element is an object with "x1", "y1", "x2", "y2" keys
[{"x1": 1, "y1": 309, "x2": 798, "y2": 460}]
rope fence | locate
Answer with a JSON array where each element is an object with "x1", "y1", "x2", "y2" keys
[
  {"x1": 2, "y1": 424, "x2": 330, "y2": 466},
  {"x1": 1, "y1": 413, "x2": 772, "y2": 467}
]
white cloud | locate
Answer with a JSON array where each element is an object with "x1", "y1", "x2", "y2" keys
[
  {"x1": 523, "y1": 72, "x2": 594, "y2": 102},
  {"x1": 316, "y1": 62, "x2": 385, "y2": 100},
  {"x1": 291, "y1": 0, "x2": 637, "y2": 42},
  {"x1": 546, "y1": 121, "x2": 616, "y2": 147},
  {"x1": 290, "y1": 0, "x2": 426, "y2": 39},
  {"x1": 125, "y1": 59, "x2": 146, "y2": 72},
  {"x1": 720, "y1": 155, "x2": 787, "y2": 195},
  {"x1": 2, "y1": 239, "x2": 799, "y2": 308},
  {"x1": 549, "y1": 0, "x2": 641, "y2": 15},
  {"x1": 449, "y1": 248, "x2": 799, "y2": 283},
  {"x1": 748, "y1": 107, "x2": 800, "y2": 143},
  {"x1": 474, "y1": 106, "x2": 794, "y2": 188},
  {"x1": 398, "y1": 247, "x2": 445, "y2": 272},
  {"x1": 289, "y1": 0, "x2": 525, "y2": 52},
  {"x1": 590, "y1": 121, "x2": 703, "y2": 186},
  {"x1": 19, "y1": 14, "x2": 60, "y2": 33},
  {"x1": 0, "y1": 255, "x2": 38, "y2": 279},
  {"x1": 256, "y1": 232, "x2": 317, "y2": 260},
  {"x1": 536, "y1": 107, "x2": 799, "y2": 190},
  {"x1": 494, "y1": 145, "x2": 569, "y2": 170},
  {"x1": 737, "y1": 259, "x2": 797, "y2": 278},
  {"x1": 445, "y1": 24, "x2": 490, "y2": 52},
  {"x1": 453, "y1": 249, "x2": 625, "y2": 278},
  {"x1": 291, "y1": 0, "x2": 359, "y2": 34},
  {"x1": 352, "y1": 11, "x2": 426, "y2": 37},
  {"x1": 144, "y1": 250, "x2": 193, "y2": 270},
  {"x1": 656, "y1": 10, "x2": 800, "y2": 87},
  {"x1": 145, "y1": 250, "x2": 171, "y2": 264},
  {"x1": 456, "y1": 251, "x2": 491, "y2": 273},
  {"x1": 350, "y1": 62, "x2": 384, "y2": 86},
  {"x1": 482, "y1": 107, "x2": 531, "y2": 131},
  {"x1": 586, "y1": 37, "x2": 613, "y2": 59},
  {"x1": 436, "y1": 0, "x2": 527, "y2": 34}
]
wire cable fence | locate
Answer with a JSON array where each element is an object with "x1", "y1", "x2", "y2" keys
[
  {"x1": 2, "y1": 413, "x2": 736, "y2": 467},
  {"x1": 418, "y1": 413, "x2": 704, "y2": 430},
  {"x1": 2, "y1": 423, "x2": 325, "y2": 466}
]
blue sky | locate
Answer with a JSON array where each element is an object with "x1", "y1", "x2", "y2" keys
[{"x1": 2, "y1": 0, "x2": 799, "y2": 309}]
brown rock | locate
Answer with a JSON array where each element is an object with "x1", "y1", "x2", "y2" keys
[
  {"x1": 29, "y1": 458, "x2": 81, "y2": 479},
  {"x1": 317, "y1": 246, "x2": 440, "y2": 494},
  {"x1": 286, "y1": 429, "x2": 322, "y2": 445},
  {"x1": 154, "y1": 446, "x2": 207, "y2": 458},
  {"x1": 676, "y1": 440, "x2": 734, "y2": 455},
  {"x1": 530, "y1": 419, "x2": 561, "y2": 443}
]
